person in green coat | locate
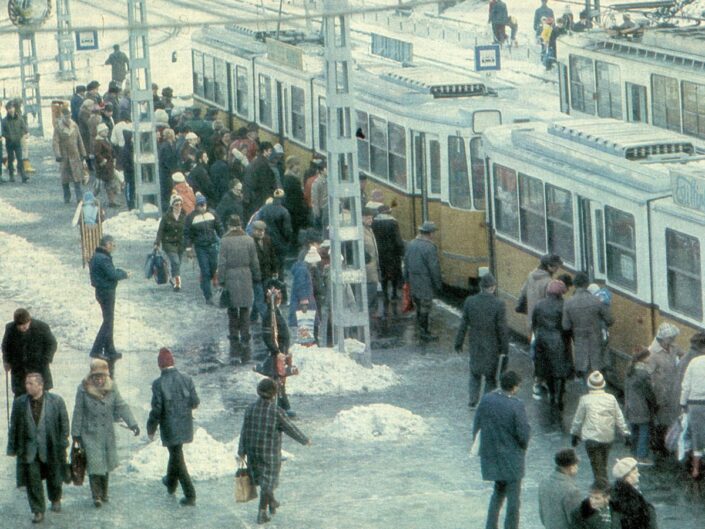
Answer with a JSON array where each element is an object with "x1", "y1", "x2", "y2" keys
[{"x1": 71, "y1": 359, "x2": 139, "y2": 507}]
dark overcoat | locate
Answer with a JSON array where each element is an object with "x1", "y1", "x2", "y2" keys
[
  {"x1": 455, "y1": 292, "x2": 508, "y2": 377},
  {"x1": 215, "y1": 190, "x2": 245, "y2": 227},
  {"x1": 532, "y1": 295, "x2": 573, "y2": 379},
  {"x1": 562, "y1": 288, "x2": 614, "y2": 373},
  {"x1": 245, "y1": 154, "x2": 277, "y2": 214},
  {"x1": 403, "y1": 236, "x2": 441, "y2": 300},
  {"x1": 94, "y1": 137, "x2": 114, "y2": 182},
  {"x1": 2, "y1": 320, "x2": 58, "y2": 395},
  {"x1": 610, "y1": 479, "x2": 658, "y2": 529},
  {"x1": 624, "y1": 363, "x2": 657, "y2": 425},
  {"x1": 89, "y1": 247, "x2": 128, "y2": 291},
  {"x1": 255, "y1": 235, "x2": 279, "y2": 280},
  {"x1": 472, "y1": 389, "x2": 530, "y2": 482},
  {"x1": 146, "y1": 368, "x2": 200, "y2": 447},
  {"x1": 155, "y1": 209, "x2": 186, "y2": 255},
  {"x1": 372, "y1": 214, "x2": 405, "y2": 284},
  {"x1": 259, "y1": 201, "x2": 293, "y2": 258}
]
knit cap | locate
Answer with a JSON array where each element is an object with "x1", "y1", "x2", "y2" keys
[{"x1": 158, "y1": 347, "x2": 175, "y2": 369}]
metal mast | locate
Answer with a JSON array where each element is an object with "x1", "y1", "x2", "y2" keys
[
  {"x1": 55, "y1": 0, "x2": 77, "y2": 80},
  {"x1": 127, "y1": 0, "x2": 162, "y2": 215},
  {"x1": 18, "y1": 32, "x2": 44, "y2": 136},
  {"x1": 323, "y1": 0, "x2": 371, "y2": 363}
]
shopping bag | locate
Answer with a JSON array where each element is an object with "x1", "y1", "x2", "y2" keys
[
  {"x1": 665, "y1": 416, "x2": 683, "y2": 454},
  {"x1": 234, "y1": 462, "x2": 257, "y2": 502},
  {"x1": 401, "y1": 283, "x2": 414, "y2": 313},
  {"x1": 295, "y1": 310, "x2": 317, "y2": 346},
  {"x1": 70, "y1": 444, "x2": 87, "y2": 486}
]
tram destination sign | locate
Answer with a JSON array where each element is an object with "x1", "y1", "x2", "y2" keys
[
  {"x1": 474, "y1": 45, "x2": 501, "y2": 72},
  {"x1": 671, "y1": 169, "x2": 705, "y2": 213},
  {"x1": 266, "y1": 39, "x2": 303, "y2": 71}
]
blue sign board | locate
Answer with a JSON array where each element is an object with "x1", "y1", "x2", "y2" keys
[
  {"x1": 75, "y1": 31, "x2": 99, "y2": 51},
  {"x1": 474, "y1": 45, "x2": 501, "y2": 72}
]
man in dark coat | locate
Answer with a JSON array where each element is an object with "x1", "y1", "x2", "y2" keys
[
  {"x1": 403, "y1": 221, "x2": 442, "y2": 342},
  {"x1": 185, "y1": 194, "x2": 224, "y2": 305},
  {"x1": 238, "y1": 378, "x2": 310, "y2": 524},
  {"x1": 473, "y1": 371, "x2": 530, "y2": 529},
  {"x1": 537, "y1": 449, "x2": 582, "y2": 529},
  {"x1": 7, "y1": 373, "x2": 69, "y2": 523},
  {"x1": 70, "y1": 85, "x2": 86, "y2": 123},
  {"x1": 188, "y1": 151, "x2": 218, "y2": 206},
  {"x1": 251, "y1": 220, "x2": 279, "y2": 323},
  {"x1": 609, "y1": 458, "x2": 657, "y2": 529},
  {"x1": 89, "y1": 235, "x2": 129, "y2": 375},
  {"x1": 243, "y1": 142, "x2": 276, "y2": 218},
  {"x1": 3, "y1": 309, "x2": 57, "y2": 396},
  {"x1": 158, "y1": 128, "x2": 178, "y2": 211},
  {"x1": 209, "y1": 144, "x2": 231, "y2": 204},
  {"x1": 216, "y1": 179, "x2": 245, "y2": 227},
  {"x1": 455, "y1": 273, "x2": 508, "y2": 407},
  {"x1": 258, "y1": 190, "x2": 293, "y2": 274},
  {"x1": 372, "y1": 205, "x2": 405, "y2": 311},
  {"x1": 146, "y1": 348, "x2": 200, "y2": 506},
  {"x1": 104, "y1": 45, "x2": 129, "y2": 84},
  {"x1": 2, "y1": 101, "x2": 28, "y2": 182},
  {"x1": 570, "y1": 480, "x2": 621, "y2": 529}
]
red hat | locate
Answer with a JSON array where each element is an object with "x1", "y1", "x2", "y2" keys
[{"x1": 158, "y1": 347, "x2": 175, "y2": 368}]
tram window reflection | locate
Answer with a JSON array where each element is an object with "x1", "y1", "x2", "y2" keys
[
  {"x1": 235, "y1": 66, "x2": 249, "y2": 117},
  {"x1": 546, "y1": 184, "x2": 574, "y2": 264},
  {"x1": 682, "y1": 81, "x2": 705, "y2": 140},
  {"x1": 492, "y1": 163, "x2": 518, "y2": 237},
  {"x1": 356, "y1": 111, "x2": 369, "y2": 171},
  {"x1": 569, "y1": 55, "x2": 596, "y2": 115},
  {"x1": 258, "y1": 74, "x2": 272, "y2": 127},
  {"x1": 605, "y1": 206, "x2": 637, "y2": 291},
  {"x1": 652, "y1": 74, "x2": 681, "y2": 132},
  {"x1": 369, "y1": 115, "x2": 388, "y2": 179},
  {"x1": 192, "y1": 51, "x2": 204, "y2": 98},
  {"x1": 666, "y1": 228, "x2": 702, "y2": 319},
  {"x1": 470, "y1": 138, "x2": 485, "y2": 210},
  {"x1": 388, "y1": 122, "x2": 406, "y2": 188},
  {"x1": 448, "y1": 136, "x2": 471, "y2": 210},
  {"x1": 519, "y1": 173, "x2": 546, "y2": 252},
  {"x1": 318, "y1": 97, "x2": 327, "y2": 151},
  {"x1": 291, "y1": 86, "x2": 306, "y2": 141},
  {"x1": 596, "y1": 61, "x2": 622, "y2": 120}
]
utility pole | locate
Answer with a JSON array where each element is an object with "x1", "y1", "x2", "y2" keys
[
  {"x1": 55, "y1": 0, "x2": 77, "y2": 81},
  {"x1": 127, "y1": 0, "x2": 162, "y2": 215},
  {"x1": 322, "y1": 0, "x2": 371, "y2": 363}
]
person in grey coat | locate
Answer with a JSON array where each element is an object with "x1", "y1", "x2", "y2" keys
[
  {"x1": 473, "y1": 371, "x2": 530, "y2": 529},
  {"x1": 7, "y1": 373, "x2": 69, "y2": 523},
  {"x1": 217, "y1": 214, "x2": 261, "y2": 363},
  {"x1": 146, "y1": 348, "x2": 200, "y2": 506},
  {"x1": 455, "y1": 273, "x2": 508, "y2": 407},
  {"x1": 403, "y1": 221, "x2": 442, "y2": 342},
  {"x1": 538, "y1": 449, "x2": 582, "y2": 529},
  {"x1": 562, "y1": 272, "x2": 614, "y2": 378},
  {"x1": 624, "y1": 349, "x2": 657, "y2": 465},
  {"x1": 71, "y1": 359, "x2": 139, "y2": 507}
]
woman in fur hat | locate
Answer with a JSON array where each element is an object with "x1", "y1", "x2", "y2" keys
[{"x1": 71, "y1": 359, "x2": 139, "y2": 507}]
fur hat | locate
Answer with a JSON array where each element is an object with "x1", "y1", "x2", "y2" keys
[
  {"x1": 96, "y1": 123, "x2": 109, "y2": 135},
  {"x1": 656, "y1": 322, "x2": 680, "y2": 340},
  {"x1": 185, "y1": 132, "x2": 198, "y2": 141},
  {"x1": 364, "y1": 201, "x2": 383, "y2": 216},
  {"x1": 419, "y1": 221, "x2": 437, "y2": 233},
  {"x1": 587, "y1": 370, "x2": 606, "y2": 390},
  {"x1": 158, "y1": 347, "x2": 175, "y2": 369},
  {"x1": 89, "y1": 359, "x2": 110, "y2": 377},
  {"x1": 170, "y1": 193, "x2": 183, "y2": 206},
  {"x1": 547, "y1": 279, "x2": 567, "y2": 296},
  {"x1": 87, "y1": 80, "x2": 100, "y2": 91},
  {"x1": 171, "y1": 172, "x2": 185, "y2": 183},
  {"x1": 257, "y1": 378, "x2": 277, "y2": 399},
  {"x1": 612, "y1": 457, "x2": 638, "y2": 480}
]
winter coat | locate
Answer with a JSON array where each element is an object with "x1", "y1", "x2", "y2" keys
[
  {"x1": 105, "y1": 50, "x2": 129, "y2": 82},
  {"x1": 403, "y1": 236, "x2": 442, "y2": 300},
  {"x1": 282, "y1": 172, "x2": 309, "y2": 232},
  {"x1": 155, "y1": 208, "x2": 186, "y2": 254},
  {"x1": 624, "y1": 363, "x2": 657, "y2": 425},
  {"x1": 78, "y1": 100, "x2": 96, "y2": 154},
  {"x1": 562, "y1": 288, "x2": 614, "y2": 374},
  {"x1": 217, "y1": 228, "x2": 261, "y2": 308},
  {"x1": 255, "y1": 235, "x2": 279, "y2": 281},
  {"x1": 571, "y1": 498, "x2": 621, "y2": 529},
  {"x1": 158, "y1": 141, "x2": 178, "y2": 187},
  {"x1": 519, "y1": 267, "x2": 553, "y2": 333},
  {"x1": 538, "y1": 470, "x2": 583, "y2": 529},
  {"x1": 71, "y1": 378, "x2": 137, "y2": 475},
  {"x1": 184, "y1": 208, "x2": 223, "y2": 249},
  {"x1": 311, "y1": 175, "x2": 328, "y2": 219},
  {"x1": 372, "y1": 214, "x2": 405, "y2": 283},
  {"x1": 455, "y1": 292, "x2": 509, "y2": 377},
  {"x1": 2, "y1": 320, "x2": 58, "y2": 395},
  {"x1": 7, "y1": 392, "x2": 69, "y2": 494},
  {"x1": 647, "y1": 338, "x2": 684, "y2": 426},
  {"x1": 263, "y1": 306, "x2": 290, "y2": 355},
  {"x1": 70, "y1": 93, "x2": 84, "y2": 123},
  {"x1": 53, "y1": 118, "x2": 86, "y2": 184},
  {"x1": 238, "y1": 397, "x2": 309, "y2": 493},
  {"x1": 364, "y1": 226, "x2": 380, "y2": 284},
  {"x1": 89, "y1": 246, "x2": 128, "y2": 292},
  {"x1": 473, "y1": 389, "x2": 530, "y2": 482},
  {"x1": 259, "y1": 201, "x2": 293, "y2": 258},
  {"x1": 610, "y1": 479, "x2": 658, "y2": 529},
  {"x1": 570, "y1": 389, "x2": 630, "y2": 443},
  {"x1": 2, "y1": 113, "x2": 27, "y2": 144},
  {"x1": 216, "y1": 190, "x2": 245, "y2": 226},
  {"x1": 680, "y1": 355, "x2": 705, "y2": 406},
  {"x1": 210, "y1": 159, "x2": 231, "y2": 203},
  {"x1": 289, "y1": 260, "x2": 317, "y2": 327},
  {"x1": 146, "y1": 368, "x2": 199, "y2": 447},
  {"x1": 244, "y1": 154, "x2": 277, "y2": 214},
  {"x1": 94, "y1": 137, "x2": 115, "y2": 182},
  {"x1": 534, "y1": 4, "x2": 555, "y2": 33},
  {"x1": 532, "y1": 295, "x2": 573, "y2": 379},
  {"x1": 489, "y1": 0, "x2": 509, "y2": 24},
  {"x1": 173, "y1": 182, "x2": 196, "y2": 215},
  {"x1": 676, "y1": 348, "x2": 703, "y2": 407},
  {"x1": 188, "y1": 163, "x2": 218, "y2": 205}
]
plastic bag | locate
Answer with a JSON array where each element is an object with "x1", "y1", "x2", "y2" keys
[
  {"x1": 401, "y1": 283, "x2": 414, "y2": 313},
  {"x1": 295, "y1": 310, "x2": 317, "y2": 346}
]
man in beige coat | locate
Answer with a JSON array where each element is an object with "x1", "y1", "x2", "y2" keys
[
  {"x1": 363, "y1": 203, "x2": 381, "y2": 319},
  {"x1": 53, "y1": 107, "x2": 86, "y2": 204}
]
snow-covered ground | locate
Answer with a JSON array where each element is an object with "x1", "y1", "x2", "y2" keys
[{"x1": 327, "y1": 403, "x2": 430, "y2": 441}]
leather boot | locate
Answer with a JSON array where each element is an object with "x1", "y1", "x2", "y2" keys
[
  {"x1": 89, "y1": 475, "x2": 102, "y2": 507},
  {"x1": 62, "y1": 183, "x2": 71, "y2": 204},
  {"x1": 240, "y1": 339, "x2": 251, "y2": 363},
  {"x1": 419, "y1": 314, "x2": 438, "y2": 342},
  {"x1": 257, "y1": 509, "x2": 271, "y2": 524},
  {"x1": 102, "y1": 474, "x2": 109, "y2": 502}
]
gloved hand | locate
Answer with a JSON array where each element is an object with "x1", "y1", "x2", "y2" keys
[
  {"x1": 624, "y1": 435, "x2": 633, "y2": 448},
  {"x1": 571, "y1": 435, "x2": 581, "y2": 447},
  {"x1": 131, "y1": 425, "x2": 140, "y2": 437},
  {"x1": 55, "y1": 157, "x2": 62, "y2": 163}
]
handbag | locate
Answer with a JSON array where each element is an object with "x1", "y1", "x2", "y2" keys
[
  {"x1": 515, "y1": 291, "x2": 528, "y2": 314},
  {"x1": 234, "y1": 460, "x2": 257, "y2": 503},
  {"x1": 401, "y1": 282, "x2": 414, "y2": 313},
  {"x1": 70, "y1": 443, "x2": 87, "y2": 486}
]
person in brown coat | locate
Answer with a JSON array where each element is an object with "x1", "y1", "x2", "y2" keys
[
  {"x1": 95, "y1": 123, "x2": 120, "y2": 207},
  {"x1": 53, "y1": 107, "x2": 86, "y2": 204}
]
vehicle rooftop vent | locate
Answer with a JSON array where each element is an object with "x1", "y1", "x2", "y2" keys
[
  {"x1": 547, "y1": 120, "x2": 695, "y2": 160},
  {"x1": 430, "y1": 83, "x2": 488, "y2": 98},
  {"x1": 379, "y1": 67, "x2": 491, "y2": 97}
]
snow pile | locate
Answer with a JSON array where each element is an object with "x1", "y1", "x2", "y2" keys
[
  {"x1": 230, "y1": 344, "x2": 400, "y2": 396},
  {"x1": 103, "y1": 210, "x2": 160, "y2": 243},
  {"x1": 327, "y1": 404, "x2": 430, "y2": 442},
  {"x1": 0, "y1": 196, "x2": 40, "y2": 225}
]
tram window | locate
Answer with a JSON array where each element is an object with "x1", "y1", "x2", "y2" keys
[
  {"x1": 652, "y1": 74, "x2": 681, "y2": 132},
  {"x1": 369, "y1": 115, "x2": 388, "y2": 179},
  {"x1": 546, "y1": 184, "x2": 574, "y2": 264},
  {"x1": 469, "y1": 138, "x2": 485, "y2": 210},
  {"x1": 682, "y1": 81, "x2": 705, "y2": 139},
  {"x1": 492, "y1": 163, "x2": 518, "y2": 237},
  {"x1": 204, "y1": 55, "x2": 215, "y2": 103},
  {"x1": 569, "y1": 55, "x2": 595, "y2": 115},
  {"x1": 214, "y1": 58, "x2": 227, "y2": 108},
  {"x1": 235, "y1": 66, "x2": 249, "y2": 117},
  {"x1": 429, "y1": 140, "x2": 441, "y2": 195},
  {"x1": 318, "y1": 97, "x2": 327, "y2": 151},
  {"x1": 666, "y1": 229, "x2": 702, "y2": 319},
  {"x1": 449, "y1": 136, "x2": 471, "y2": 210},
  {"x1": 519, "y1": 173, "x2": 546, "y2": 252},
  {"x1": 356, "y1": 111, "x2": 369, "y2": 171},
  {"x1": 595, "y1": 61, "x2": 622, "y2": 119},
  {"x1": 605, "y1": 206, "x2": 637, "y2": 291},
  {"x1": 388, "y1": 122, "x2": 407, "y2": 188},
  {"x1": 595, "y1": 209, "x2": 605, "y2": 274},
  {"x1": 291, "y1": 86, "x2": 306, "y2": 142},
  {"x1": 192, "y1": 51, "x2": 204, "y2": 97},
  {"x1": 258, "y1": 74, "x2": 272, "y2": 127}
]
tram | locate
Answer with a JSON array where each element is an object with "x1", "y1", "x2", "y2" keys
[
  {"x1": 191, "y1": 25, "x2": 561, "y2": 290},
  {"x1": 556, "y1": 25, "x2": 705, "y2": 142},
  {"x1": 482, "y1": 118, "x2": 705, "y2": 381}
]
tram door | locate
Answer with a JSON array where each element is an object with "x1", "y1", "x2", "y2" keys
[
  {"x1": 626, "y1": 83, "x2": 647, "y2": 123},
  {"x1": 411, "y1": 131, "x2": 430, "y2": 226},
  {"x1": 578, "y1": 196, "x2": 607, "y2": 282}
]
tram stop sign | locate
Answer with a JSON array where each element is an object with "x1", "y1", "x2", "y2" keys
[
  {"x1": 75, "y1": 31, "x2": 99, "y2": 51},
  {"x1": 474, "y1": 44, "x2": 501, "y2": 72}
]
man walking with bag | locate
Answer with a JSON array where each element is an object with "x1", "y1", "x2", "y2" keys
[{"x1": 147, "y1": 348, "x2": 199, "y2": 506}]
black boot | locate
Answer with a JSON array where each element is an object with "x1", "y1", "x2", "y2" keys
[
  {"x1": 62, "y1": 183, "x2": 71, "y2": 204},
  {"x1": 240, "y1": 339, "x2": 251, "y2": 363},
  {"x1": 419, "y1": 314, "x2": 438, "y2": 342},
  {"x1": 89, "y1": 475, "x2": 102, "y2": 507},
  {"x1": 102, "y1": 474, "x2": 109, "y2": 502},
  {"x1": 229, "y1": 336, "x2": 241, "y2": 364}
]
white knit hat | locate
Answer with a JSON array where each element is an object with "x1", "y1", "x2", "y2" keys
[
  {"x1": 656, "y1": 322, "x2": 680, "y2": 340},
  {"x1": 587, "y1": 371, "x2": 605, "y2": 390},
  {"x1": 171, "y1": 172, "x2": 185, "y2": 183},
  {"x1": 304, "y1": 246, "x2": 321, "y2": 265},
  {"x1": 96, "y1": 123, "x2": 109, "y2": 135},
  {"x1": 612, "y1": 457, "x2": 638, "y2": 479}
]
